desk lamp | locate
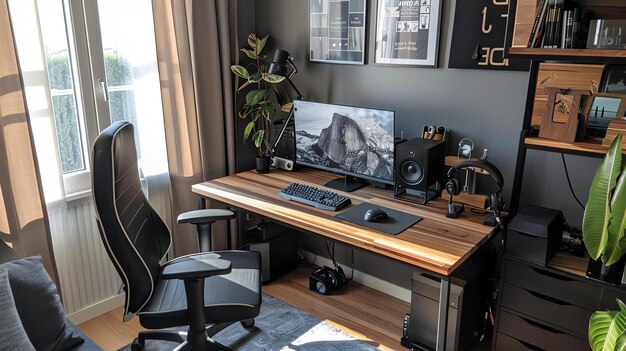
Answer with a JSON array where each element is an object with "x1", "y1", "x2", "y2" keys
[{"x1": 268, "y1": 49, "x2": 303, "y2": 159}]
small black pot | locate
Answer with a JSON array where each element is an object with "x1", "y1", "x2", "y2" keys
[
  {"x1": 587, "y1": 256, "x2": 626, "y2": 286},
  {"x1": 255, "y1": 156, "x2": 270, "y2": 174}
]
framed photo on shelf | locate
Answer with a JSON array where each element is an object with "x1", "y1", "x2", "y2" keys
[
  {"x1": 374, "y1": 0, "x2": 442, "y2": 67},
  {"x1": 309, "y1": 0, "x2": 366, "y2": 65}
]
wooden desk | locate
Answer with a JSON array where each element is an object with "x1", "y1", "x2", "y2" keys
[{"x1": 192, "y1": 168, "x2": 496, "y2": 350}]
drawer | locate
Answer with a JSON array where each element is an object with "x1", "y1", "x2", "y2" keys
[
  {"x1": 505, "y1": 259, "x2": 600, "y2": 310},
  {"x1": 495, "y1": 333, "x2": 541, "y2": 350},
  {"x1": 498, "y1": 310, "x2": 589, "y2": 350},
  {"x1": 501, "y1": 283, "x2": 593, "y2": 336}
]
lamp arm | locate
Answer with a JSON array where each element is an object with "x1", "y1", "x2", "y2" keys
[
  {"x1": 271, "y1": 105, "x2": 295, "y2": 155},
  {"x1": 286, "y1": 59, "x2": 303, "y2": 100}
]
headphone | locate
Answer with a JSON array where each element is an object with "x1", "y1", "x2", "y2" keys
[
  {"x1": 445, "y1": 158, "x2": 505, "y2": 229},
  {"x1": 309, "y1": 266, "x2": 346, "y2": 295}
]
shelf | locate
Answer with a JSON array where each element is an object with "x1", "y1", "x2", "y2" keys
[
  {"x1": 524, "y1": 137, "x2": 610, "y2": 157},
  {"x1": 509, "y1": 47, "x2": 626, "y2": 63},
  {"x1": 549, "y1": 250, "x2": 589, "y2": 279}
]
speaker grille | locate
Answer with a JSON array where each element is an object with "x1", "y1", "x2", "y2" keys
[{"x1": 400, "y1": 160, "x2": 423, "y2": 185}]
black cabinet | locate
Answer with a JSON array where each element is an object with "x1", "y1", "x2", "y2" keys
[{"x1": 494, "y1": 256, "x2": 626, "y2": 350}]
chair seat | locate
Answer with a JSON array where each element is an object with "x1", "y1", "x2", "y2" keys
[{"x1": 139, "y1": 251, "x2": 261, "y2": 329}]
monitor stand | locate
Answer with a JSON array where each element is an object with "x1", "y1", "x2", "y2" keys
[{"x1": 325, "y1": 175, "x2": 367, "y2": 192}]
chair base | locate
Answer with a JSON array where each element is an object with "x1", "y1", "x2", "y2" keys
[{"x1": 132, "y1": 321, "x2": 249, "y2": 351}]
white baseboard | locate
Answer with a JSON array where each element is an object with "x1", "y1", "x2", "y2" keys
[
  {"x1": 300, "y1": 249, "x2": 411, "y2": 303},
  {"x1": 67, "y1": 294, "x2": 125, "y2": 325}
]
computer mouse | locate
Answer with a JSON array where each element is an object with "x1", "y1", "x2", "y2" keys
[{"x1": 364, "y1": 208, "x2": 388, "y2": 223}]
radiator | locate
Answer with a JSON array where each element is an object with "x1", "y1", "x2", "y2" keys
[{"x1": 48, "y1": 198, "x2": 121, "y2": 314}]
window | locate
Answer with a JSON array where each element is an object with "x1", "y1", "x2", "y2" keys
[{"x1": 11, "y1": 0, "x2": 168, "y2": 196}]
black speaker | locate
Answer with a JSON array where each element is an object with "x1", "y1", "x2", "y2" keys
[{"x1": 394, "y1": 138, "x2": 445, "y2": 204}]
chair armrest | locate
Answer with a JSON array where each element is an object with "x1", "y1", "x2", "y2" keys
[
  {"x1": 177, "y1": 209, "x2": 235, "y2": 224},
  {"x1": 161, "y1": 253, "x2": 232, "y2": 280}
]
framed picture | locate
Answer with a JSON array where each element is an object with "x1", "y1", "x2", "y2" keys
[
  {"x1": 374, "y1": 0, "x2": 442, "y2": 67},
  {"x1": 309, "y1": 0, "x2": 366, "y2": 65},
  {"x1": 601, "y1": 65, "x2": 626, "y2": 95}
]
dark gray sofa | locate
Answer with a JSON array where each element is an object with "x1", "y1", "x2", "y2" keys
[{"x1": 0, "y1": 240, "x2": 102, "y2": 351}]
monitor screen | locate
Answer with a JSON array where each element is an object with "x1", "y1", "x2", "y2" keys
[{"x1": 293, "y1": 100, "x2": 395, "y2": 184}]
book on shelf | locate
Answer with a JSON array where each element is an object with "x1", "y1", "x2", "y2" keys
[
  {"x1": 528, "y1": 0, "x2": 549, "y2": 48},
  {"x1": 527, "y1": 1, "x2": 583, "y2": 50}
]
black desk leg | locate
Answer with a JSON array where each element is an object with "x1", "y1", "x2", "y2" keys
[
  {"x1": 436, "y1": 277, "x2": 450, "y2": 351},
  {"x1": 198, "y1": 196, "x2": 206, "y2": 209}
]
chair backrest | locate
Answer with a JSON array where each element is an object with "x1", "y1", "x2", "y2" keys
[{"x1": 92, "y1": 121, "x2": 171, "y2": 320}]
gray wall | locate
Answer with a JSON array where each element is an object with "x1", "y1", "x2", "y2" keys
[
  {"x1": 254, "y1": 0, "x2": 529, "y2": 204},
  {"x1": 244, "y1": 0, "x2": 598, "y2": 290}
]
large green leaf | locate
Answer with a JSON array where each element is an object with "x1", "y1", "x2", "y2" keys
[
  {"x1": 243, "y1": 122, "x2": 255, "y2": 141},
  {"x1": 607, "y1": 148, "x2": 626, "y2": 265},
  {"x1": 584, "y1": 135, "x2": 623, "y2": 260},
  {"x1": 230, "y1": 65, "x2": 249, "y2": 79},
  {"x1": 616, "y1": 333, "x2": 626, "y2": 351},
  {"x1": 246, "y1": 89, "x2": 265, "y2": 106},
  {"x1": 589, "y1": 299, "x2": 626, "y2": 351}
]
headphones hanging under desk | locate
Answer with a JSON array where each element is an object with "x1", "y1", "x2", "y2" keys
[{"x1": 445, "y1": 158, "x2": 505, "y2": 231}]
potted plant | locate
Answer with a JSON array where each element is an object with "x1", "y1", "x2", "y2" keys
[
  {"x1": 230, "y1": 34, "x2": 290, "y2": 173},
  {"x1": 583, "y1": 134, "x2": 626, "y2": 284},
  {"x1": 588, "y1": 299, "x2": 626, "y2": 350}
]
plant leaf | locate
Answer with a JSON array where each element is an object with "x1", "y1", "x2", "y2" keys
[
  {"x1": 248, "y1": 72, "x2": 263, "y2": 83},
  {"x1": 589, "y1": 307, "x2": 626, "y2": 351},
  {"x1": 253, "y1": 129, "x2": 265, "y2": 148},
  {"x1": 257, "y1": 35, "x2": 268, "y2": 55},
  {"x1": 237, "y1": 80, "x2": 253, "y2": 92},
  {"x1": 619, "y1": 299, "x2": 626, "y2": 315},
  {"x1": 243, "y1": 122, "x2": 255, "y2": 141},
  {"x1": 240, "y1": 48, "x2": 256, "y2": 60},
  {"x1": 281, "y1": 102, "x2": 293, "y2": 113},
  {"x1": 246, "y1": 89, "x2": 265, "y2": 106},
  {"x1": 247, "y1": 33, "x2": 257, "y2": 49},
  {"x1": 262, "y1": 73, "x2": 286, "y2": 84},
  {"x1": 616, "y1": 333, "x2": 626, "y2": 351},
  {"x1": 584, "y1": 135, "x2": 622, "y2": 260},
  {"x1": 607, "y1": 136, "x2": 626, "y2": 265},
  {"x1": 230, "y1": 65, "x2": 249, "y2": 79}
]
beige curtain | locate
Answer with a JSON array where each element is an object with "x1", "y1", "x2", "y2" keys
[
  {"x1": 0, "y1": 0, "x2": 59, "y2": 286},
  {"x1": 152, "y1": 0, "x2": 238, "y2": 256}
]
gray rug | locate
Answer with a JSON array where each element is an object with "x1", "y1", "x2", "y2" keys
[{"x1": 119, "y1": 293, "x2": 379, "y2": 351}]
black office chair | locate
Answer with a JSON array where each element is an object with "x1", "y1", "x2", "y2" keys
[{"x1": 92, "y1": 121, "x2": 261, "y2": 351}]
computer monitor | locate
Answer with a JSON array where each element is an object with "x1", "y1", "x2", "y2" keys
[{"x1": 293, "y1": 100, "x2": 395, "y2": 192}]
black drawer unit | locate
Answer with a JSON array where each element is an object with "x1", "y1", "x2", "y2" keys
[
  {"x1": 497, "y1": 310, "x2": 589, "y2": 350},
  {"x1": 492, "y1": 256, "x2": 626, "y2": 350},
  {"x1": 504, "y1": 259, "x2": 601, "y2": 310},
  {"x1": 501, "y1": 283, "x2": 593, "y2": 337}
]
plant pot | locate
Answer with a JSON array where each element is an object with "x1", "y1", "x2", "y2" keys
[
  {"x1": 255, "y1": 156, "x2": 270, "y2": 174},
  {"x1": 586, "y1": 256, "x2": 626, "y2": 286}
]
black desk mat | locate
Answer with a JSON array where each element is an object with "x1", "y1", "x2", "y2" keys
[{"x1": 336, "y1": 203, "x2": 423, "y2": 235}]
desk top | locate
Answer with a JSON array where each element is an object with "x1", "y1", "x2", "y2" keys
[{"x1": 192, "y1": 169, "x2": 496, "y2": 276}]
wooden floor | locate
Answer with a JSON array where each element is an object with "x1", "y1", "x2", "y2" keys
[{"x1": 79, "y1": 265, "x2": 408, "y2": 351}]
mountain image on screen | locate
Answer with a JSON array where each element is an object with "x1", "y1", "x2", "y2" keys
[{"x1": 296, "y1": 112, "x2": 394, "y2": 181}]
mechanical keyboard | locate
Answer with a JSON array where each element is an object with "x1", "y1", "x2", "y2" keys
[{"x1": 279, "y1": 183, "x2": 351, "y2": 211}]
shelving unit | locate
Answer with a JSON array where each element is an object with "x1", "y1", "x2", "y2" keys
[{"x1": 495, "y1": 0, "x2": 626, "y2": 349}]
